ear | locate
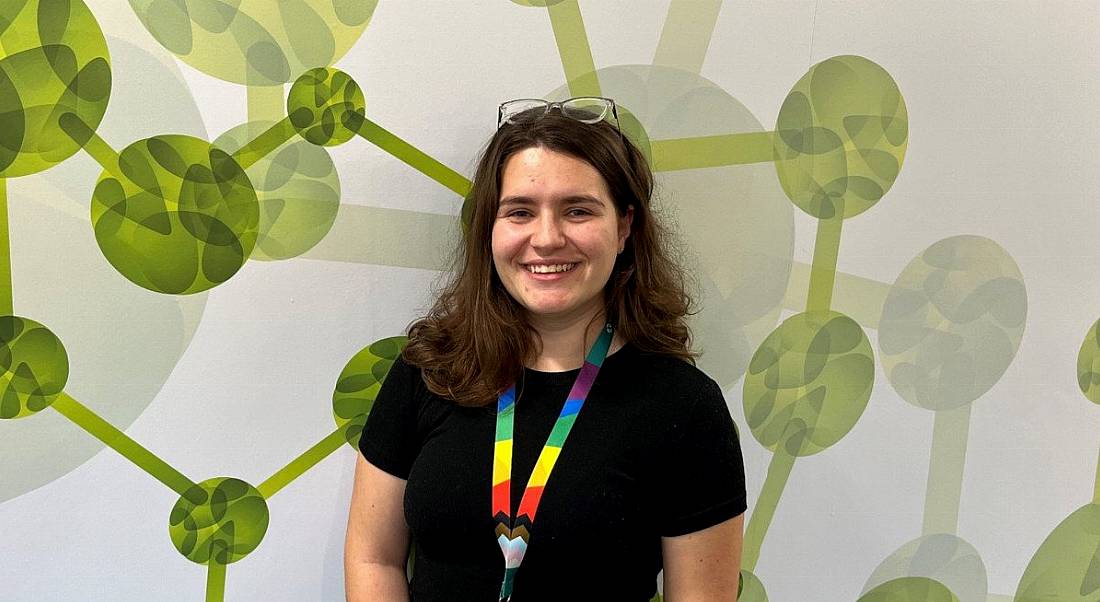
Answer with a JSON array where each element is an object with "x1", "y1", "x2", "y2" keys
[{"x1": 618, "y1": 205, "x2": 634, "y2": 248}]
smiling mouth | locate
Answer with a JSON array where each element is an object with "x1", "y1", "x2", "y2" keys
[{"x1": 525, "y1": 263, "x2": 578, "y2": 274}]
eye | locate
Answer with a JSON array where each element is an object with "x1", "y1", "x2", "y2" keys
[
  {"x1": 566, "y1": 207, "x2": 594, "y2": 217},
  {"x1": 503, "y1": 209, "x2": 533, "y2": 218}
]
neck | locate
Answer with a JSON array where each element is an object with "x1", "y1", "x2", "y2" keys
[{"x1": 526, "y1": 305, "x2": 612, "y2": 372}]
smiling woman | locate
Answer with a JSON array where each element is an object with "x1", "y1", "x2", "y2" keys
[{"x1": 345, "y1": 100, "x2": 746, "y2": 601}]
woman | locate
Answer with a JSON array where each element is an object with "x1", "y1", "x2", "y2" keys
[{"x1": 345, "y1": 97, "x2": 745, "y2": 601}]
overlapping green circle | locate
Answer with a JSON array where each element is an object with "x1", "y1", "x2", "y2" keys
[
  {"x1": 1077, "y1": 318, "x2": 1100, "y2": 404},
  {"x1": 168, "y1": 477, "x2": 269, "y2": 565},
  {"x1": 743, "y1": 311, "x2": 874, "y2": 456},
  {"x1": 332, "y1": 336, "x2": 408, "y2": 448},
  {"x1": 90, "y1": 135, "x2": 259, "y2": 294},
  {"x1": 738, "y1": 569, "x2": 768, "y2": 602},
  {"x1": 287, "y1": 67, "x2": 365, "y2": 147},
  {"x1": 773, "y1": 55, "x2": 908, "y2": 219},
  {"x1": 0, "y1": 316, "x2": 69, "y2": 419},
  {"x1": 858, "y1": 577, "x2": 958, "y2": 602},
  {"x1": 878, "y1": 235, "x2": 1026, "y2": 411},
  {"x1": 1015, "y1": 503, "x2": 1100, "y2": 602},
  {"x1": 864, "y1": 534, "x2": 986, "y2": 602},
  {"x1": 128, "y1": 0, "x2": 378, "y2": 85},
  {"x1": 214, "y1": 122, "x2": 340, "y2": 260},
  {"x1": 0, "y1": 0, "x2": 112, "y2": 177}
]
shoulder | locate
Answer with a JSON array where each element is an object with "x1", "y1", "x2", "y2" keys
[{"x1": 609, "y1": 344, "x2": 722, "y2": 397}]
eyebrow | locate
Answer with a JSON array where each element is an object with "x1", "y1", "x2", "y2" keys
[{"x1": 498, "y1": 194, "x2": 605, "y2": 207}]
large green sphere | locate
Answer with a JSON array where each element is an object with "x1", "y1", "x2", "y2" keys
[
  {"x1": 858, "y1": 577, "x2": 958, "y2": 602},
  {"x1": 214, "y1": 122, "x2": 340, "y2": 260},
  {"x1": 0, "y1": 0, "x2": 112, "y2": 177},
  {"x1": 743, "y1": 311, "x2": 874, "y2": 457},
  {"x1": 773, "y1": 55, "x2": 908, "y2": 219},
  {"x1": 1016, "y1": 503, "x2": 1100, "y2": 602},
  {"x1": 287, "y1": 67, "x2": 366, "y2": 147},
  {"x1": 0, "y1": 316, "x2": 69, "y2": 419},
  {"x1": 90, "y1": 135, "x2": 259, "y2": 294},
  {"x1": 128, "y1": 0, "x2": 378, "y2": 86},
  {"x1": 168, "y1": 477, "x2": 269, "y2": 565},
  {"x1": 332, "y1": 336, "x2": 407, "y2": 448},
  {"x1": 878, "y1": 235, "x2": 1026, "y2": 411}
]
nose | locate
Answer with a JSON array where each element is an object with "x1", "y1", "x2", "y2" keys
[{"x1": 530, "y1": 213, "x2": 566, "y2": 250}]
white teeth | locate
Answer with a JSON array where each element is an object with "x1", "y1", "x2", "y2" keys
[{"x1": 526, "y1": 263, "x2": 576, "y2": 274}]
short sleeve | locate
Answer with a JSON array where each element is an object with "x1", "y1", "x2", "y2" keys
[
  {"x1": 657, "y1": 377, "x2": 747, "y2": 537},
  {"x1": 358, "y1": 356, "x2": 422, "y2": 480}
]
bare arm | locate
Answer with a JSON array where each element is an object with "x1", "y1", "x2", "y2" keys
[
  {"x1": 345, "y1": 454, "x2": 412, "y2": 602},
  {"x1": 661, "y1": 513, "x2": 744, "y2": 602}
]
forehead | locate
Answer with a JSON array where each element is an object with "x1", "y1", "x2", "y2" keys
[{"x1": 499, "y1": 147, "x2": 610, "y2": 200}]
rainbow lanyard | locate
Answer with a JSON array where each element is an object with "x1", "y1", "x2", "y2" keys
[{"x1": 492, "y1": 323, "x2": 614, "y2": 602}]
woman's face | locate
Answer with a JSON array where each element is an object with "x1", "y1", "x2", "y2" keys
[{"x1": 492, "y1": 147, "x2": 632, "y2": 324}]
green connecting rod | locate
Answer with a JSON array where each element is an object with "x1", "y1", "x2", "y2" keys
[
  {"x1": 806, "y1": 215, "x2": 844, "y2": 313},
  {"x1": 922, "y1": 405, "x2": 971, "y2": 535},
  {"x1": 1094, "y1": 438, "x2": 1100, "y2": 505},
  {"x1": 231, "y1": 118, "x2": 299, "y2": 170},
  {"x1": 652, "y1": 0, "x2": 724, "y2": 74},
  {"x1": 741, "y1": 442, "x2": 796, "y2": 571},
  {"x1": 206, "y1": 555, "x2": 226, "y2": 602},
  {"x1": 0, "y1": 178, "x2": 11, "y2": 315},
  {"x1": 257, "y1": 428, "x2": 346, "y2": 498},
  {"x1": 354, "y1": 117, "x2": 471, "y2": 197},
  {"x1": 650, "y1": 132, "x2": 775, "y2": 171},
  {"x1": 50, "y1": 393, "x2": 195, "y2": 495},
  {"x1": 547, "y1": 1, "x2": 601, "y2": 97}
]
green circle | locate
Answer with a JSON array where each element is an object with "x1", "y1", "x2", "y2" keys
[
  {"x1": 0, "y1": 0, "x2": 112, "y2": 177},
  {"x1": 332, "y1": 336, "x2": 408, "y2": 448},
  {"x1": 1077, "y1": 318, "x2": 1100, "y2": 404},
  {"x1": 168, "y1": 477, "x2": 269, "y2": 565},
  {"x1": 864, "y1": 534, "x2": 987, "y2": 602},
  {"x1": 738, "y1": 569, "x2": 768, "y2": 602},
  {"x1": 858, "y1": 577, "x2": 958, "y2": 602},
  {"x1": 90, "y1": 134, "x2": 259, "y2": 294},
  {"x1": 128, "y1": 0, "x2": 378, "y2": 85},
  {"x1": 878, "y1": 235, "x2": 1026, "y2": 411},
  {"x1": 743, "y1": 311, "x2": 874, "y2": 456},
  {"x1": 773, "y1": 55, "x2": 908, "y2": 219},
  {"x1": 287, "y1": 68, "x2": 365, "y2": 147},
  {"x1": 1016, "y1": 503, "x2": 1100, "y2": 601},
  {"x1": 0, "y1": 316, "x2": 69, "y2": 419},
  {"x1": 214, "y1": 122, "x2": 340, "y2": 260}
]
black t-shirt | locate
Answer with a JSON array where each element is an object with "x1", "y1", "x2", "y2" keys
[{"x1": 358, "y1": 343, "x2": 747, "y2": 601}]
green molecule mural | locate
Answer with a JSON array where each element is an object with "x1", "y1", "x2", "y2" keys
[
  {"x1": 332, "y1": 336, "x2": 408, "y2": 448},
  {"x1": 90, "y1": 135, "x2": 260, "y2": 294},
  {"x1": 169, "y1": 478, "x2": 270, "y2": 565},
  {"x1": 858, "y1": 577, "x2": 959, "y2": 602},
  {"x1": 0, "y1": 0, "x2": 111, "y2": 177},
  {"x1": 214, "y1": 122, "x2": 341, "y2": 260},
  {"x1": 1078, "y1": 318, "x2": 1100, "y2": 404},
  {"x1": 773, "y1": 55, "x2": 908, "y2": 220},
  {"x1": 287, "y1": 67, "x2": 367, "y2": 147},
  {"x1": 743, "y1": 311, "x2": 874, "y2": 457},
  {"x1": 127, "y1": 0, "x2": 379, "y2": 86},
  {"x1": 0, "y1": 316, "x2": 69, "y2": 419}
]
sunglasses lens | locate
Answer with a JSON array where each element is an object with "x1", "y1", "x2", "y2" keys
[
  {"x1": 561, "y1": 98, "x2": 610, "y2": 123},
  {"x1": 500, "y1": 100, "x2": 548, "y2": 124}
]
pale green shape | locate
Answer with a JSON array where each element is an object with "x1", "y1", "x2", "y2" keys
[
  {"x1": 0, "y1": 316, "x2": 68, "y2": 419},
  {"x1": 1015, "y1": 504, "x2": 1100, "y2": 602},
  {"x1": 169, "y1": 477, "x2": 270, "y2": 565},
  {"x1": 0, "y1": 0, "x2": 112, "y2": 176},
  {"x1": 652, "y1": 0, "x2": 723, "y2": 74},
  {"x1": 510, "y1": 0, "x2": 566, "y2": 6},
  {"x1": 333, "y1": 336, "x2": 408, "y2": 448},
  {"x1": 878, "y1": 235, "x2": 1027, "y2": 411},
  {"x1": 1077, "y1": 318, "x2": 1100, "y2": 404},
  {"x1": 806, "y1": 215, "x2": 843, "y2": 313},
  {"x1": 90, "y1": 134, "x2": 260, "y2": 294},
  {"x1": 743, "y1": 310, "x2": 874, "y2": 456},
  {"x1": 287, "y1": 67, "x2": 365, "y2": 147},
  {"x1": 0, "y1": 35, "x2": 208, "y2": 503},
  {"x1": 551, "y1": 65, "x2": 795, "y2": 389},
  {"x1": 547, "y1": 0, "x2": 600, "y2": 97},
  {"x1": 859, "y1": 577, "x2": 958, "y2": 602},
  {"x1": 127, "y1": 0, "x2": 378, "y2": 85},
  {"x1": 774, "y1": 55, "x2": 908, "y2": 219},
  {"x1": 215, "y1": 121, "x2": 340, "y2": 260},
  {"x1": 864, "y1": 534, "x2": 987, "y2": 602},
  {"x1": 923, "y1": 406, "x2": 971, "y2": 536},
  {"x1": 300, "y1": 204, "x2": 458, "y2": 271},
  {"x1": 739, "y1": 569, "x2": 769, "y2": 602}
]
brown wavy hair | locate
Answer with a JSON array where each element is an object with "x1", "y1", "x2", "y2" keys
[{"x1": 402, "y1": 108, "x2": 695, "y2": 407}]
